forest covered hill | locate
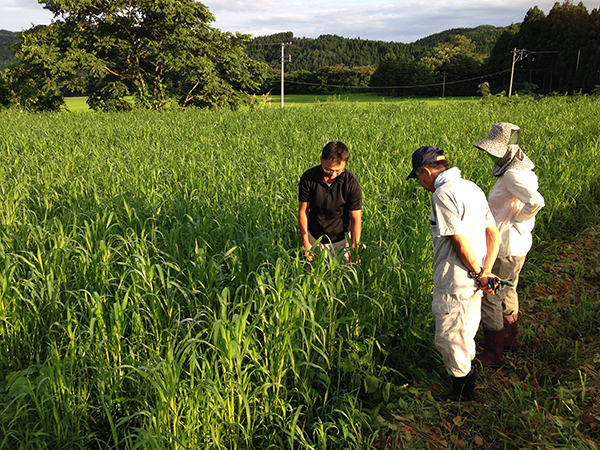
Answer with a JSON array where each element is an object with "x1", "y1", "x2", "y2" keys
[
  {"x1": 246, "y1": 25, "x2": 507, "y2": 72},
  {"x1": 0, "y1": 30, "x2": 17, "y2": 71}
]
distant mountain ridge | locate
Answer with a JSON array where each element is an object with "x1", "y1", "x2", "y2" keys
[
  {"x1": 0, "y1": 30, "x2": 18, "y2": 70},
  {"x1": 412, "y1": 25, "x2": 509, "y2": 52}
]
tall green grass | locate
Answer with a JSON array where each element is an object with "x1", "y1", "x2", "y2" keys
[{"x1": 1, "y1": 97, "x2": 599, "y2": 448}]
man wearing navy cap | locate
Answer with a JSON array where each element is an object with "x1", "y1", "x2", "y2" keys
[{"x1": 407, "y1": 146, "x2": 499, "y2": 401}]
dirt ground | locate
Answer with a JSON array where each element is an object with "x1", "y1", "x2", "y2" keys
[{"x1": 502, "y1": 226, "x2": 600, "y2": 446}]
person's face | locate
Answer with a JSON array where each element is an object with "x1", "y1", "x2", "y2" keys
[
  {"x1": 321, "y1": 157, "x2": 346, "y2": 182},
  {"x1": 416, "y1": 168, "x2": 436, "y2": 192},
  {"x1": 488, "y1": 153, "x2": 502, "y2": 164}
]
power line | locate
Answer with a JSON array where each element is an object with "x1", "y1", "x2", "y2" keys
[
  {"x1": 282, "y1": 68, "x2": 511, "y2": 90},
  {"x1": 508, "y1": 48, "x2": 559, "y2": 96}
]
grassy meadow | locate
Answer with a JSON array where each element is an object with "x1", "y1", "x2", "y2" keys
[
  {"x1": 62, "y1": 94, "x2": 476, "y2": 112},
  {"x1": 1, "y1": 97, "x2": 599, "y2": 449}
]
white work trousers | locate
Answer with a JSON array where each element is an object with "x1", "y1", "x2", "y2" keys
[
  {"x1": 432, "y1": 289, "x2": 481, "y2": 378},
  {"x1": 308, "y1": 233, "x2": 350, "y2": 263}
]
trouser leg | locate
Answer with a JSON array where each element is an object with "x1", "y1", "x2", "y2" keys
[
  {"x1": 433, "y1": 290, "x2": 481, "y2": 378},
  {"x1": 481, "y1": 256, "x2": 526, "y2": 329},
  {"x1": 308, "y1": 233, "x2": 350, "y2": 263},
  {"x1": 500, "y1": 256, "x2": 525, "y2": 317}
]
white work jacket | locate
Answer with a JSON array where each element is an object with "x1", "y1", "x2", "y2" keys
[{"x1": 488, "y1": 169, "x2": 545, "y2": 258}]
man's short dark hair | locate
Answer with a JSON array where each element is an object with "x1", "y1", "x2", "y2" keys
[
  {"x1": 416, "y1": 160, "x2": 450, "y2": 176},
  {"x1": 321, "y1": 141, "x2": 349, "y2": 163}
]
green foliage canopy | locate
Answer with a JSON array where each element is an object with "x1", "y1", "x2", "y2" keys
[
  {"x1": 486, "y1": 1, "x2": 600, "y2": 95},
  {"x1": 3, "y1": 0, "x2": 268, "y2": 111},
  {"x1": 421, "y1": 36, "x2": 484, "y2": 74},
  {"x1": 248, "y1": 27, "x2": 505, "y2": 96}
]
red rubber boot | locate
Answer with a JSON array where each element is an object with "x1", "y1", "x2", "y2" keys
[
  {"x1": 503, "y1": 316, "x2": 518, "y2": 352},
  {"x1": 476, "y1": 329, "x2": 505, "y2": 367}
]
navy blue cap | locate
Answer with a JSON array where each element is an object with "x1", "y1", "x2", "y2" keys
[{"x1": 406, "y1": 146, "x2": 446, "y2": 180}]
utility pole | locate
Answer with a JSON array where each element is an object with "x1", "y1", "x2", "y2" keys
[
  {"x1": 509, "y1": 48, "x2": 525, "y2": 97},
  {"x1": 442, "y1": 71, "x2": 446, "y2": 97},
  {"x1": 508, "y1": 48, "x2": 558, "y2": 95},
  {"x1": 280, "y1": 42, "x2": 292, "y2": 108}
]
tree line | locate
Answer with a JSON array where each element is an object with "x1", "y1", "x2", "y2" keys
[
  {"x1": 247, "y1": 27, "x2": 505, "y2": 96},
  {"x1": 485, "y1": 1, "x2": 600, "y2": 95},
  {"x1": 250, "y1": 2, "x2": 600, "y2": 98},
  {"x1": 1, "y1": 1, "x2": 599, "y2": 112},
  {"x1": 247, "y1": 27, "x2": 503, "y2": 73}
]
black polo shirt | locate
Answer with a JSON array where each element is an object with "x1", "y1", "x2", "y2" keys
[{"x1": 298, "y1": 165, "x2": 363, "y2": 243}]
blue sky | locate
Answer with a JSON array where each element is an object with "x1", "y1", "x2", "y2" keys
[{"x1": 2, "y1": 0, "x2": 599, "y2": 43}]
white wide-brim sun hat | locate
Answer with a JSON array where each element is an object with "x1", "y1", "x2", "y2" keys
[{"x1": 473, "y1": 122, "x2": 520, "y2": 158}]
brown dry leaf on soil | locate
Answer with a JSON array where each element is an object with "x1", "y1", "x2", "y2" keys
[{"x1": 449, "y1": 435, "x2": 465, "y2": 449}]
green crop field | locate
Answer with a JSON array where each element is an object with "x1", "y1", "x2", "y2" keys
[
  {"x1": 1, "y1": 97, "x2": 599, "y2": 449},
  {"x1": 62, "y1": 94, "x2": 477, "y2": 112}
]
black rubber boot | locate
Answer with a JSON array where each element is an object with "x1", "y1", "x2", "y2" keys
[
  {"x1": 476, "y1": 329, "x2": 505, "y2": 367},
  {"x1": 434, "y1": 366, "x2": 476, "y2": 402},
  {"x1": 503, "y1": 316, "x2": 518, "y2": 352}
]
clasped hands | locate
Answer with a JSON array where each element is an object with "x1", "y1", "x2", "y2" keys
[{"x1": 477, "y1": 273, "x2": 515, "y2": 295}]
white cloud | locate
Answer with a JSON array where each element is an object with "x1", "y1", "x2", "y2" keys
[
  {"x1": 0, "y1": 0, "x2": 55, "y2": 31},
  {"x1": 1, "y1": 0, "x2": 599, "y2": 42},
  {"x1": 207, "y1": 0, "x2": 600, "y2": 42}
]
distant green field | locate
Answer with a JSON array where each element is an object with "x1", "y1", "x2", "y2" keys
[
  {"x1": 2, "y1": 98, "x2": 599, "y2": 449},
  {"x1": 64, "y1": 93, "x2": 478, "y2": 111},
  {"x1": 274, "y1": 94, "x2": 477, "y2": 106},
  {"x1": 62, "y1": 96, "x2": 91, "y2": 112}
]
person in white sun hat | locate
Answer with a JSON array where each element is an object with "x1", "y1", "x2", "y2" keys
[{"x1": 473, "y1": 122, "x2": 545, "y2": 367}]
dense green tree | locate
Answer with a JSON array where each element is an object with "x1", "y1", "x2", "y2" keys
[
  {"x1": 6, "y1": 0, "x2": 267, "y2": 111},
  {"x1": 284, "y1": 69, "x2": 319, "y2": 94},
  {"x1": 419, "y1": 35, "x2": 484, "y2": 95},
  {"x1": 0, "y1": 71, "x2": 11, "y2": 108},
  {"x1": 260, "y1": 64, "x2": 374, "y2": 95},
  {"x1": 486, "y1": 1, "x2": 600, "y2": 95},
  {"x1": 315, "y1": 64, "x2": 374, "y2": 91},
  {"x1": 369, "y1": 53, "x2": 417, "y2": 95},
  {"x1": 411, "y1": 60, "x2": 437, "y2": 96},
  {"x1": 483, "y1": 24, "x2": 519, "y2": 94},
  {"x1": 421, "y1": 36, "x2": 483, "y2": 73},
  {"x1": 518, "y1": 5, "x2": 547, "y2": 50},
  {"x1": 370, "y1": 53, "x2": 400, "y2": 89},
  {"x1": 3, "y1": 24, "x2": 88, "y2": 111}
]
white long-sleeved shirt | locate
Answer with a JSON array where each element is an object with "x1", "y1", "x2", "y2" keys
[{"x1": 488, "y1": 169, "x2": 545, "y2": 258}]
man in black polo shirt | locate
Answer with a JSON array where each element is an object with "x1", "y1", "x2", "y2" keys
[{"x1": 298, "y1": 141, "x2": 363, "y2": 262}]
